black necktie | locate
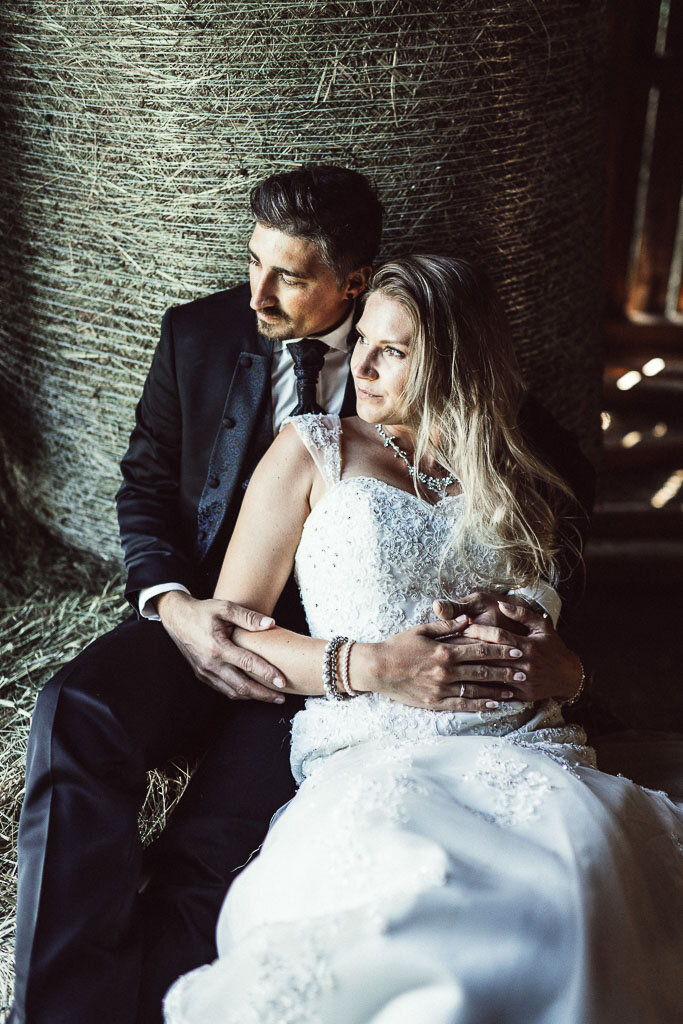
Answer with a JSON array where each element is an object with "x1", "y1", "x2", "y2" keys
[{"x1": 286, "y1": 338, "x2": 330, "y2": 415}]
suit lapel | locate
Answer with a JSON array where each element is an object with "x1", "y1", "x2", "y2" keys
[
  {"x1": 340, "y1": 367, "x2": 357, "y2": 418},
  {"x1": 196, "y1": 319, "x2": 273, "y2": 562},
  {"x1": 339, "y1": 306, "x2": 360, "y2": 417}
]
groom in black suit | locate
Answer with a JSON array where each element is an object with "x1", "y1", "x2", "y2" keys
[{"x1": 11, "y1": 165, "x2": 593, "y2": 1024}]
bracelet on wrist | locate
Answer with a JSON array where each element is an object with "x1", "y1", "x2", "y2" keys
[
  {"x1": 340, "y1": 639, "x2": 358, "y2": 697},
  {"x1": 323, "y1": 636, "x2": 348, "y2": 701},
  {"x1": 561, "y1": 659, "x2": 586, "y2": 707}
]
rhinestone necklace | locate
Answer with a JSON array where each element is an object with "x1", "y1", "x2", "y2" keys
[{"x1": 375, "y1": 424, "x2": 459, "y2": 495}]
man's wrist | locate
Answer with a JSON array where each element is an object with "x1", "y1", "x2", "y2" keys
[{"x1": 156, "y1": 588, "x2": 192, "y2": 624}]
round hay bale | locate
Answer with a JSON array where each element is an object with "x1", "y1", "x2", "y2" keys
[{"x1": 0, "y1": 1, "x2": 605, "y2": 562}]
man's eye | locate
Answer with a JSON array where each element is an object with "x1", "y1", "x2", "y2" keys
[{"x1": 282, "y1": 276, "x2": 301, "y2": 287}]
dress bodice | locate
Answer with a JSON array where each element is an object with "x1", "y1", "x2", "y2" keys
[
  {"x1": 289, "y1": 414, "x2": 501, "y2": 644},
  {"x1": 284, "y1": 414, "x2": 591, "y2": 782}
]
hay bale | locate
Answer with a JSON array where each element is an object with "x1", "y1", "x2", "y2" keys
[
  {"x1": 0, "y1": 571, "x2": 193, "y2": 1016},
  {"x1": 0, "y1": 1, "x2": 605, "y2": 560},
  {"x1": 0, "y1": 498, "x2": 193, "y2": 1015}
]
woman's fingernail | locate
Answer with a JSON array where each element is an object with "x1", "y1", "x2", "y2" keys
[
  {"x1": 274, "y1": 696, "x2": 285, "y2": 704},
  {"x1": 261, "y1": 616, "x2": 275, "y2": 628},
  {"x1": 485, "y1": 701, "x2": 500, "y2": 708},
  {"x1": 501, "y1": 690, "x2": 514, "y2": 698},
  {"x1": 434, "y1": 601, "x2": 443, "y2": 613},
  {"x1": 455, "y1": 614, "x2": 467, "y2": 623},
  {"x1": 273, "y1": 676, "x2": 286, "y2": 688},
  {"x1": 510, "y1": 648, "x2": 523, "y2": 658},
  {"x1": 513, "y1": 672, "x2": 526, "y2": 681}
]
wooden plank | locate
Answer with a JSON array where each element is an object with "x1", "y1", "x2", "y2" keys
[
  {"x1": 602, "y1": 436, "x2": 683, "y2": 468},
  {"x1": 628, "y1": 2, "x2": 683, "y2": 314},
  {"x1": 604, "y1": 315, "x2": 683, "y2": 356},
  {"x1": 604, "y1": 0, "x2": 662, "y2": 316},
  {"x1": 590, "y1": 508, "x2": 683, "y2": 539}
]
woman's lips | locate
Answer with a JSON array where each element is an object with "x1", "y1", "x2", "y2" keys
[{"x1": 356, "y1": 385, "x2": 381, "y2": 399}]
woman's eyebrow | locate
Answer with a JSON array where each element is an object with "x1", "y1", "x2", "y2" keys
[
  {"x1": 356, "y1": 326, "x2": 409, "y2": 347},
  {"x1": 247, "y1": 245, "x2": 309, "y2": 279}
]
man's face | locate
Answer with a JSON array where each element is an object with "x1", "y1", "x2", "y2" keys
[{"x1": 248, "y1": 223, "x2": 357, "y2": 341}]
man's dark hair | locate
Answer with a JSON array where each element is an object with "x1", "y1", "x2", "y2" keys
[{"x1": 250, "y1": 164, "x2": 383, "y2": 282}]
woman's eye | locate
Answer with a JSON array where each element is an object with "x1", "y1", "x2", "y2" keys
[
  {"x1": 386, "y1": 347, "x2": 405, "y2": 358},
  {"x1": 355, "y1": 334, "x2": 368, "y2": 345}
]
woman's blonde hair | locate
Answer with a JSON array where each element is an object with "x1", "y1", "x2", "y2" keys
[{"x1": 367, "y1": 255, "x2": 582, "y2": 591}]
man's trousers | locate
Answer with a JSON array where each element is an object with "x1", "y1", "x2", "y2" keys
[{"x1": 10, "y1": 615, "x2": 302, "y2": 1024}]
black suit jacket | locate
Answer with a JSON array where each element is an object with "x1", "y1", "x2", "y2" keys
[{"x1": 117, "y1": 283, "x2": 595, "y2": 621}]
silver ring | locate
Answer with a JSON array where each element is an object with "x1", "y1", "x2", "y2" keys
[
  {"x1": 459, "y1": 684, "x2": 465, "y2": 698},
  {"x1": 541, "y1": 612, "x2": 550, "y2": 620}
]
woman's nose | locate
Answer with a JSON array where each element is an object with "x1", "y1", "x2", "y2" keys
[{"x1": 355, "y1": 357, "x2": 379, "y2": 380}]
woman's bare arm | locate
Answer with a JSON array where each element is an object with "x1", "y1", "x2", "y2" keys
[
  {"x1": 213, "y1": 424, "x2": 512, "y2": 706},
  {"x1": 213, "y1": 423, "x2": 383, "y2": 695}
]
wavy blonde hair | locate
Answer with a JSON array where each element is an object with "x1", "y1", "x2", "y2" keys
[{"x1": 367, "y1": 255, "x2": 582, "y2": 591}]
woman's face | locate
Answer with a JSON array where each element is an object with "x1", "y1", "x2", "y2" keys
[{"x1": 351, "y1": 291, "x2": 412, "y2": 426}]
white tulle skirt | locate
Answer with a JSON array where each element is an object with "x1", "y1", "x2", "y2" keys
[{"x1": 164, "y1": 701, "x2": 683, "y2": 1024}]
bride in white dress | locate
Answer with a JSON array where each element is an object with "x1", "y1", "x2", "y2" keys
[{"x1": 164, "y1": 256, "x2": 683, "y2": 1024}]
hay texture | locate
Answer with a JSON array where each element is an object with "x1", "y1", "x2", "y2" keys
[
  {"x1": 0, "y1": 536, "x2": 192, "y2": 1016},
  {"x1": 2, "y1": 2, "x2": 606, "y2": 561},
  {"x1": 0, "y1": 1, "x2": 605, "y2": 560}
]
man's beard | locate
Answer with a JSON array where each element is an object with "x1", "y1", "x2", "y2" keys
[{"x1": 255, "y1": 311, "x2": 296, "y2": 341}]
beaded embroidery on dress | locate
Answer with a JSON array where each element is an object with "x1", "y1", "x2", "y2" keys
[{"x1": 165, "y1": 414, "x2": 683, "y2": 1024}]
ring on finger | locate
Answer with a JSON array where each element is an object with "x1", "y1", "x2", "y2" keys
[{"x1": 459, "y1": 683, "x2": 465, "y2": 698}]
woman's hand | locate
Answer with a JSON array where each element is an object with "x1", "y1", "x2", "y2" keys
[
  {"x1": 435, "y1": 596, "x2": 583, "y2": 703},
  {"x1": 371, "y1": 614, "x2": 532, "y2": 712}
]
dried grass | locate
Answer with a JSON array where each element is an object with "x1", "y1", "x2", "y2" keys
[
  {"x1": 0, "y1": 0, "x2": 606, "y2": 561},
  {"x1": 0, "y1": 507, "x2": 193, "y2": 1017}
]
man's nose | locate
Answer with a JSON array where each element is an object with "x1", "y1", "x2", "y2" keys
[{"x1": 250, "y1": 270, "x2": 277, "y2": 310}]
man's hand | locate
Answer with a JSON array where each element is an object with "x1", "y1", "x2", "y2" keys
[
  {"x1": 435, "y1": 593, "x2": 583, "y2": 703},
  {"x1": 372, "y1": 614, "x2": 529, "y2": 712},
  {"x1": 156, "y1": 590, "x2": 286, "y2": 703}
]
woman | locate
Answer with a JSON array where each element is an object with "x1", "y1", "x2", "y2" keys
[{"x1": 164, "y1": 256, "x2": 682, "y2": 1023}]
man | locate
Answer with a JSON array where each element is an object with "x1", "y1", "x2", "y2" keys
[{"x1": 11, "y1": 165, "x2": 592, "y2": 1024}]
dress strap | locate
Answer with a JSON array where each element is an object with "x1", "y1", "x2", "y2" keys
[{"x1": 281, "y1": 413, "x2": 342, "y2": 489}]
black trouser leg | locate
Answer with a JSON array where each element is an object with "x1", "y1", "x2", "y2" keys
[
  {"x1": 135, "y1": 695, "x2": 301, "y2": 1024},
  {"x1": 10, "y1": 615, "x2": 299, "y2": 1024}
]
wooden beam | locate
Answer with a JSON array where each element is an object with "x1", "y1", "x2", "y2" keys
[
  {"x1": 604, "y1": 0, "x2": 662, "y2": 317},
  {"x1": 602, "y1": 436, "x2": 683, "y2": 468},
  {"x1": 604, "y1": 316, "x2": 683, "y2": 356},
  {"x1": 628, "y1": 3, "x2": 683, "y2": 314},
  {"x1": 590, "y1": 507, "x2": 683, "y2": 539}
]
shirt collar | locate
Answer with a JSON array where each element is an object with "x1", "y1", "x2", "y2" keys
[{"x1": 273, "y1": 305, "x2": 355, "y2": 355}]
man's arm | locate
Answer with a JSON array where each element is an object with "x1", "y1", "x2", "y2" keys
[
  {"x1": 116, "y1": 304, "x2": 284, "y2": 702},
  {"x1": 116, "y1": 307, "x2": 195, "y2": 606},
  {"x1": 434, "y1": 594, "x2": 584, "y2": 704}
]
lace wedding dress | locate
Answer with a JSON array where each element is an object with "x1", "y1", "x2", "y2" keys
[{"x1": 164, "y1": 414, "x2": 683, "y2": 1024}]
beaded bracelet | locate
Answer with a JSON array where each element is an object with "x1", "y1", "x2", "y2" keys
[
  {"x1": 323, "y1": 635, "x2": 348, "y2": 701},
  {"x1": 340, "y1": 639, "x2": 357, "y2": 697},
  {"x1": 561, "y1": 659, "x2": 586, "y2": 707}
]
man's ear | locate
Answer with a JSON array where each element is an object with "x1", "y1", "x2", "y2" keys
[{"x1": 345, "y1": 265, "x2": 372, "y2": 299}]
